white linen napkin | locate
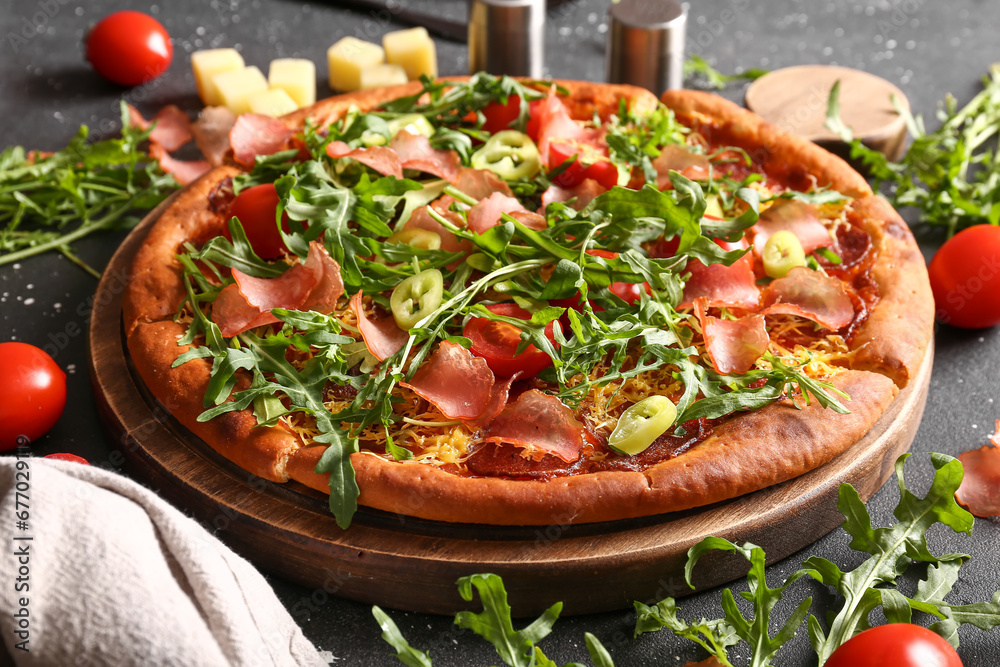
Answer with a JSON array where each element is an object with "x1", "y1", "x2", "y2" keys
[{"x1": 0, "y1": 457, "x2": 327, "y2": 667}]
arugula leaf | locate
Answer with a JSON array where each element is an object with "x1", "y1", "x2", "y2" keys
[
  {"x1": 804, "y1": 453, "x2": 976, "y2": 664},
  {"x1": 634, "y1": 596, "x2": 739, "y2": 666},
  {"x1": 372, "y1": 606, "x2": 434, "y2": 667},
  {"x1": 684, "y1": 54, "x2": 769, "y2": 91},
  {"x1": 455, "y1": 573, "x2": 562, "y2": 667},
  {"x1": 194, "y1": 217, "x2": 287, "y2": 278}
]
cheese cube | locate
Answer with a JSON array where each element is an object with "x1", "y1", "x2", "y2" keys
[
  {"x1": 213, "y1": 66, "x2": 269, "y2": 115},
  {"x1": 328, "y1": 37, "x2": 385, "y2": 92},
  {"x1": 268, "y1": 58, "x2": 316, "y2": 108},
  {"x1": 191, "y1": 48, "x2": 245, "y2": 106},
  {"x1": 359, "y1": 64, "x2": 409, "y2": 90},
  {"x1": 383, "y1": 27, "x2": 437, "y2": 80},
  {"x1": 248, "y1": 88, "x2": 299, "y2": 117}
]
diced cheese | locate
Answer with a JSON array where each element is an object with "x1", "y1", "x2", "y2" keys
[
  {"x1": 359, "y1": 63, "x2": 409, "y2": 90},
  {"x1": 328, "y1": 36, "x2": 385, "y2": 92},
  {"x1": 268, "y1": 58, "x2": 316, "y2": 108},
  {"x1": 191, "y1": 48, "x2": 245, "y2": 106},
  {"x1": 213, "y1": 66, "x2": 269, "y2": 115},
  {"x1": 248, "y1": 88, "x2": 298, "y2": 117},
  {"x1": 382, "y1": 27, "x2": 437, "y2": 80}
]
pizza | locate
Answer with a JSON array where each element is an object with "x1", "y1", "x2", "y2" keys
[{"x1": 122, "y1": 74, "x2": 934, "y2": 529}]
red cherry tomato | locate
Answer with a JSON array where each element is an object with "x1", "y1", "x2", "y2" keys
[
  {"x1": 481, "y1": 96, "x2": 523, "y2": 135},
  {"x1": 464, "y1": 303, "x2": 557, "y2": 378},
  {"x1": 928, "y1": 224, "x2": 1000, "y2": 329},
  {"x1": 224, "y1": 183, "x2": 293, "y2": 260},
  {"x1": 86, "y1": 11, "x2": 172, "y2": 86},
  {"x1": 825, "y1": 624, "x2": 962, "y2": 667},
  {"x1": 44, "y1": 453, "x2": 91, "y2": 465},
  {"x1": 549, "y1": 141, "x2": 618, "y2": 190},
  {"x1": 0, "y1": 343, "x2": 67, "y2": 451},
  {"x1": 524, "y1": 100, "x2": 545, "y2": 142}
]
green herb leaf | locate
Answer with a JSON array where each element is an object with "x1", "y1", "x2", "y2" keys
[
  {"x1": 372, "y1": 606, "x2": 434, "y2": 667},
  {"x1": 634, "y1": 596, "x2": 738, "y2": 666}
]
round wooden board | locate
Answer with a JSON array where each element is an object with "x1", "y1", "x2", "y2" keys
[
  {"x1": 745, "y1": 64, "x2": 910, "y2": 162},
  {"x1": 89, "y1": 193, "x2": 932, "y2": 617}
]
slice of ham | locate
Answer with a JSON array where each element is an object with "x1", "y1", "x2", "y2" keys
[
  {"x1": 956, "y1": 421, "x2": 1000, "y2": 517},
  {"x1": 695, "y1": 298, "x2": 769, "y2": 375},
  {"x1": 761, "y1": 266, "x2": 855, "y2": 330},
  {"x1": 127, "y1": 104, "x2": 192, "y2": 152},
  {"x1": 541, "y1": 178, "x2": 605, "y2": 211},
  {"x1": 534, "y1": 89, "x2": 601, "y2": 168},
  {"x1": 405, "y1": 205, "x2": 475, "y2": 255},
  {"x1": 464, "y1": 373, "x2": 519, "y2": 429},
  {"x1": 148, "y1": 143, "x2": 210, "y2": 186},
  {"x1": 192, "y1": 106, "x2": 237, "y2": 166},
  {"x1": 752, "y1": 200, "x2": 833, "y2": 256},
  {"x1": 390, "y1": 130, "x2": 462, "y2": 182},
  {"x1": 212, "y1": 242, "x2": 342, "y2": 338},
  {"x1": 654, "y1": 145, "x2": 711, "y2": 188},
  {"x1": 482, "y1": 390, "x2": 585, "y2": 463},
  {"x1": 230, "y1": 113, "x2": 296, "y2": 168},
  {"x1": 467, "y1": 192, "x2": 527, "y2": 234},
  {"x1": 454, "y1": 168, "x2": 513, "y2": 199},
  {"x1": 508, "y1": 209, "x2": 547, "y2": 231},
  {"x1": 680, "y1": 255, "x2": 760, "y2": 310},
  {"x1": 325, "y1": 141, "x2": 403, "y2": 179},
  {"x1": 349, "y1": 291, "x2": 408, "y2": 361},
  {"x1": 401, "y1": 341, "x2": 495, "y2": 420}
]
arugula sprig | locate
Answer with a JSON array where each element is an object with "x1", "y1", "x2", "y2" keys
[
  {"x1": 826, "y1": 70, "x2": 1000, "y2": 235},
  {"x1": 373, "y1": 573, "x2": 615, "y2": 667},
  {"x1": 0, "y1": 101, "x2": 180, "y2": 276},
  {"x1": 684, "y1": 54, "x2": 769, "y2": 91}
]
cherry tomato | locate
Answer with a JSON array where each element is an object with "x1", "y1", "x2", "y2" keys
[
  {"x1": 825, "y1": 624, "x2": 962, "y2": 667},
  {"x1": 549, "y1": 140, "x2": 619, "y2": 190},
  {"x1": 224, "y1": 183, "x2": 293, "y2": 260},
  {"x1": 0, "y1": 343, "x2": 67, "y2": 451},
  {"x1": 928, "y1": 225, "x2": 1000, "y2": 329},
  {"x1": 524, "y1": 100, "x2": 545, "y2": 142},
  {"x1": 44, "y1": 453, "x2": 90, "y2": 465},
  {"x1": 86, "y1": 11, "x2": 172, "y2": 86},
  {"x1": 481, "y1": 96, "x2": 522, "y2": 135},
  {"x1": 464, "y1": 303, "x2": 557, "y2": 378}
]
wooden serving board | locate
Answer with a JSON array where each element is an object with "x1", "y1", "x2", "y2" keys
[{"x1": 89, "y1": 194, "x2": 932, "y2": 616}]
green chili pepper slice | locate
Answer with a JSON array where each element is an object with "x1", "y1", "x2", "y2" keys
[
  {"x1": 386, "y1": 228, "x2": 442, "y2": 251},
  {"x1": 608, "y1": 396, "x2": 678, "y2": 455},
  {"x1": 390, "y1": 268, "x2": 444, "y2": 330},
  {"x1": 761, "y1": 230, "x2": 807, "y2": 279},
  {"x1": 471, "y1": 130, "x2": 541, "y2": 180}
]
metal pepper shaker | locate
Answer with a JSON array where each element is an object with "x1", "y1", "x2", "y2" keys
[
  {"x1": 468, "y1": 0, "x2": 546, "y2": 78},
  {"x1": 606, "y1": 0, "x2": 687, "y2": 94}
]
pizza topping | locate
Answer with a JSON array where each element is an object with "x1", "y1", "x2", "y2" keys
[
  {"x1": 761, "y1": 229, "x2": 807, "y2": 279},
  {"x1": 955, "y1": 421, "x2": 1000, "y2": 517},
  {"x1": 695, "y1": 298, "x2": 770, "y2": 375},
  {"x1": 608, "y1": 396, "x2": 678, "y2": 455},
  {"x1": 761, "y1": 266, "x2": 855, "y2": 330},
  {"x1": 653, "y1": 145, "x2": 711, "y2": 187},
  {"x1": 454, "y1": 167, "x2": 514, "y2": 199},
  {"x1": 325, "y1": 140, "x2": 404, "y2": 179},
  {"x1": 404, "y1": 205, "x2": 475, "y2": 255},
  {"x1": 541, "y1": 179, "x2": 605, "y2": 210},
  {"x1": 390, "y1": 130, "x2": 462, "y2": 182},
  {"x1": 533, "y1": 89, "x2": 601, "y2": 168},
  {"x1": 464, "y1": 372, "x2": 519, "y2": 429},
  {"x1": 191, "y1": 106, "x2": 237, "y2": 166},
  {"x1": 400, "y1": 341, "x2": 495, "y2": 420},
  {"x1": 467, "y1": 192, "x2": 528, "y2": 234},
  {"x1": 464, "y1": 303, "x2": 557, "y2": 379},
  {"x1": 752, "y1": 199, "x2": 832, "y2": 256},
  {"x1": 470, "y1": 130, "x2": 541, "y2": 180},
  {"x1": 482, "y1": 389, "x2": 585, "y2": 462},
  {"x1": 149, "y1": 144, "x2": 211, "y2": 186},
  {"x1": 349, "y1": 291, "x2": 408, "y2": 361},
  {"x1": 230, "y1": 113, "x2": 296, "y2": 167},
  {"x1": 127, "y1": 104, "x2": 193, "y2": 152},
  {"x1": 680, "y1": 254, "x2": 760, "y2": 310},
  {"x1": 389, "y1": 268, "x2": 444, "y2": 330}
]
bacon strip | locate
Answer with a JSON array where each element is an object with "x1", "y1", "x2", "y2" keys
[
  {"x1": 956, "y1": 421, "x2": 1000, "y2": 517},
  {"x1": 192, "y1": 106, "x2": 237, "y2": 166},
  {"x1": 455, "y1": 168, "x2": 513, "y2": 199},
  {"x1": 541, "y1": 179, "x2": 605, "y2": 211},
  {"x1": 401, "y1": 341, "x2": 495, "y2": 420},
  {"x1": 695, "y1": 298, "x2": 769, "y2": 375},
  {"x1": 752, "y1": 200, "x2": 833, "y2": 255},
  {"x1": 654, "y1": 145, "x2": 711, "y2": 187},
  {"x1": 464, "y1": 373, "x2": 519, "y2": 429},
  {"x1": 127, "y1": 104, "x2": 193, "y2": 152},
  {"x1": 349, "y1": 291, "x2": 408, "y2": 361},
  {"x1": 680, "y1": 255, "x2": 760, "y2": 310},
  {"x1": 482, "y1": 390, "x2": 585, "y2": 463},
  {"x1": 390, "y1": 130, "x2": 462, "y2": 182},
  {"x1": 212, "y1": 243, "x2": 341, "y2": 337},
  {"x1": 761, "y1": 266, "x2": 855, "y2": 330},
  {"x1": 326, "y1": 141, "x2": 403, "y2": 179},
  {"x1": 149, "y1": 143, "x2": 211, "y2": 186},
  {"x1": 230, "y1": 114, "x2": 296, "y2": 168},
  {"x1": 467, "y1": 192, "x2": 527, "y2": 235}
]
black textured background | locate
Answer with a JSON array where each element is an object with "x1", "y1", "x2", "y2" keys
[{"x1": 1, "y1": 0, "x2": 999, "y2": 664}]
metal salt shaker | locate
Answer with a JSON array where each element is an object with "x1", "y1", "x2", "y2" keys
[
  {"x1": 468, "y1": 0, "x2": 545, "y2": 78},
  {"x1": 606, "y1": 0, "x2": 687, "y2": 94}
]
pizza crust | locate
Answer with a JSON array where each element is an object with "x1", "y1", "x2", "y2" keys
[{"x1": 121, "y1": 79, "x2": 928, "y2": 526}]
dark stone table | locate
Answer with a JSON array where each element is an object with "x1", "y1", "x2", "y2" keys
[{"x1": 1, "y1": 0, "x2": 999, "y2": 664}]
